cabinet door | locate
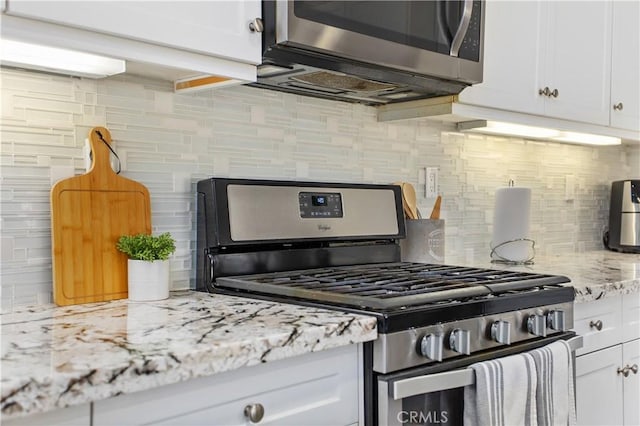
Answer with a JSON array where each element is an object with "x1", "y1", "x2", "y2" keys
[
  {"x1": 94, "y1": 344, "x2": 360, "y2": 426},
  {"x1": 623, "y1": 340, "x2": 640, "y2": 426},
  {"x1": 623, "y1": 293, "x2": 640, "y2": 343},
  {"x1": 610, "y1": 1, "x2": 640, "y2": 132},
  {"x1": 542, "y1": 1, "x2": 612, "y2": 125},
  {"x1": 576, "y1": 345, "x2": 624, "y2": 426},
  {"x1": 2, "y1": 403, "x2": 91, "y2": 426},
  {"x1": 458, "y1": 0, "x2": 547, "y2": 115},
  {"x1": 4, "y1": 0, "x2": 262, "y2": 65}
]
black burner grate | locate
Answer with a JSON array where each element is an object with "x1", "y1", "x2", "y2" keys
[{"x1": 216, "y1": 262, "x2": 570, "y2": 309}]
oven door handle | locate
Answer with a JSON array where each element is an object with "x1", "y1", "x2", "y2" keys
[{"x1": 391, "y1": 335, "x2": 583, "y2": 400}]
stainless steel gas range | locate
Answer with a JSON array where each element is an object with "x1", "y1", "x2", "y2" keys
[{"x1": 196, "y1": 177, "x2": 579, "y2": 426}]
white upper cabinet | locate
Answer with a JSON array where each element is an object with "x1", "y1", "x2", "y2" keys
[
  {"x1": 541, "y1": 1, "x2": 612, "y2": 125},
  {"x1": 610, "y1": 1, "x2": 640, "y2": 132},
  {"x1": 2, "y1": 1, "x2": 262, "y2": 82},
  {"x1": 458, "y1": 1, "x2": 547, "y2": 115},
  {"x1": 460, "y1": 0, "x2": 620, "y2": 128}
]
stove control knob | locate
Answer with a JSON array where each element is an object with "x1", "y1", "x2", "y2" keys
[
  {"x1": 449, "y1": 328, "x2": 471, "y2": 355},
  {"x1": 420, "y1": 333, "x2": 444, "y2": 362},
  {"x1": 547, "y1": 310, "x2": 566, "y2": 331},
  {"x1": 491, "y1": 320, "x2": 511, "y2": 345},
  {"x1": 527, "y1": 313, "x2": 547, "y2": 337}
]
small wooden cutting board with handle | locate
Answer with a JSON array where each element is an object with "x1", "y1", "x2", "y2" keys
[{"x1": 51, "y1": 127, "x2": 151, "y2": 306}]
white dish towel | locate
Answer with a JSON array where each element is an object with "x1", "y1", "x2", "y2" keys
[
  {"x1": 464, "y1": 340, "x2": 576, "y2": 426},
  {"x1": 529, "y1": 340, "x2": 577, "y2": 426},
  {"x1": 463, "y1": 352, "x2": 538, "y2": 426}
]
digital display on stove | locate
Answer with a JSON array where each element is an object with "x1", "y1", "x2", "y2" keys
[
  {"x1": 299, "y1": 192, "x2": 343, "y2": 218},
  {"x1": 312, "y1": 195, "x2": 327, "y2": 206}
]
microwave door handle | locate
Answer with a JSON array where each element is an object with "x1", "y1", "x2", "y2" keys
[{"x1": 450, "y1": 0, "x2": 474, "y2": 57}]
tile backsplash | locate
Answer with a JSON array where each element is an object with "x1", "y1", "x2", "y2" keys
[{"x1": 1, "y1": 68, "x2": 637, "y2": 308}]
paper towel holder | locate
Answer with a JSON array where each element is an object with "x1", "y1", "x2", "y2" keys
[{"x1": 490, "y1": 238, "x2": 536, "y2": 265}]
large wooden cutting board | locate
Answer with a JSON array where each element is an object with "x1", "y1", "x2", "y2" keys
[{"x1": 51, "y1": 127, "x2": 151, "y2": 306}]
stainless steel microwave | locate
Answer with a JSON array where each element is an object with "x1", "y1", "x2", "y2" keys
[{"x1": 249, "y1": 0, "x2": 484, "y2": 105}]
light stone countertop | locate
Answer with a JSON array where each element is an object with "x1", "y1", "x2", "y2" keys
[
  {"x1": 0, "y1": 291, "x2": 377, "y2": 420},
  {"x1": 447, "y1": 250, "x2": 640, "y2": 303},
  {"x1": 2, "y1": 250, "x2": 637, "y2": 420}
]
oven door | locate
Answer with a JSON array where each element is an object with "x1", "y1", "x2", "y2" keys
[
  {"x1": 274, "y1": 0, "x2": 484, "y2": 83},
  {"x1": 376, "y1": 333, "x2": 582, "y2": 426}
]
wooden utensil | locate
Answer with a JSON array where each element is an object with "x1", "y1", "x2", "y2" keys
[
  {"x1": 393, "y1": 181, "x2": 411, "y2": 219},
  {"x1": 50, "y1": 127, "x2": 151, "y2": 306},
  {"x1": 430, "y1": 195, "x2": 442, "y2": 220},
  {"x1": 402, "y1": 182, "x2": 419, "y2": 220}
]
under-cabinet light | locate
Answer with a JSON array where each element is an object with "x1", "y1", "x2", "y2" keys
[
  {"x1": 457, "y1": 120, "x2": 621, "y2": 146},
  {"x1": 0, "y1": 39, "x2": 125, "y2": 78},
  {"x1": 551, "y1": 131, "x2": 621, "y2": 146}
]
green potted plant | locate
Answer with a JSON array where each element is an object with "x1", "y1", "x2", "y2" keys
[{"x1": 116, "y1": 232, "x2": 176, "y2": 301}]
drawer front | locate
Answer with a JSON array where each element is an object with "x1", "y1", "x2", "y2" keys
[
  {"x1": 93, "y1": 344, "x2": 360, "y2": 426},
  {"x1": 2, "y1": 403, "x2": 90, "y2": 426},
  {"x1": 574, "y1": 295, "x2": 623, "y2": 355},
  {"x1": 622, "y1": 293, "x2": 640, "y2": 342}
]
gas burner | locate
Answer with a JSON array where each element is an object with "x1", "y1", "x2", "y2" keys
[{"x1": 216, "y1": 262, "x2": 569, "y2": 310}]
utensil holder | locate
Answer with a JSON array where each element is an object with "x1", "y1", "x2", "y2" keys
[{"x1": 400, "y1": 219, "x2": 445, "y2": 264}]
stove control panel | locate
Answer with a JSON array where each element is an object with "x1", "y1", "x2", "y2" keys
[
  {"x1": 298, "y1": 192, "x2": 343, "y2": 218},
  {"x1": 374, "y1": 302, "x2": 574, "y2": 373}
]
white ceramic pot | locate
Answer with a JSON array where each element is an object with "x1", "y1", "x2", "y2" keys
[{"x1": 127, "y1": 259, "x2": 170, "y2": 301}]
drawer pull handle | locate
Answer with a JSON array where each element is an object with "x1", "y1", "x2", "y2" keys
[
  {"x1": 617, "y1": 366, "x2": 630, "y2": 377},
  {"x1": 613, "y1": 102, "x2": 624, "y2": 111},
  {"x1": 589, "y1": 320, "x2": 603, "y2": 331},
  {"x1": 244, "y1": 403, "x2": 265, "y2": 423},
  {"x1": 631, "y1": 364, "x2": 639, "y2": 375}
]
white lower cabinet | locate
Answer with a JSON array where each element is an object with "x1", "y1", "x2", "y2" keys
[
  {"x1": 575, "y1": 294, "x2": 640, "y2": 426},
  {"x1": 623, "y1": 340, "x2": 640, "y2": 426},
  {"x1": 576, "y1": 345, "x2": 624, "y2": 426},
  {"x1": 93, "y1": 344, "x2": 361, "y2": 426},
  {"x1": 2, "y1": 403, "x2": 91, "y2": 426},
  {"x1": 3, "y1": 345, "x2": 362, "y2": 426}
]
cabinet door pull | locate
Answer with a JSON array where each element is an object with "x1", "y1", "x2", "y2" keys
[
  {"x1": 249, "y1": 18, "x2": 264, "y2": 33},
  {"x1": 631, "y1": 364, "x2": 639, "y2": 375},
  {"x1": 538, "y1": 87, "x2": 551, "y2": 96},
  {"x1": 550, "y1": 88, "x2": 559, "y2": 98},
  {"x1": 589, "y1": 320, "x2": 603, "y2": 331},
  {"x1": 613, "y1": 102, "x2": 624, "y2": 111},
  {"x1": 244, "y1": 403, "x2": 265, "y2": 423},
  {"x1": 617, "y1": 366, "x2": 630, "y2": 377}
]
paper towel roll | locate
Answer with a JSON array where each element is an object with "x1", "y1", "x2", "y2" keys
[{"x1": 491, "y1": 187, "x2": 532, "y2": 262}]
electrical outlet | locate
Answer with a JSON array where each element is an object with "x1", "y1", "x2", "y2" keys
[{"x1": 426, "y1": 167, "x2": 438, "y2": 198}]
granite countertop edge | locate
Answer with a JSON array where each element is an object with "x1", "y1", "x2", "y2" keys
[
  {"x1": 572, "y1": 277, "x2": 640, "y2": 303},
  {"x1": 1, "y1": 292, "x2": 378, "y2": 420}
]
